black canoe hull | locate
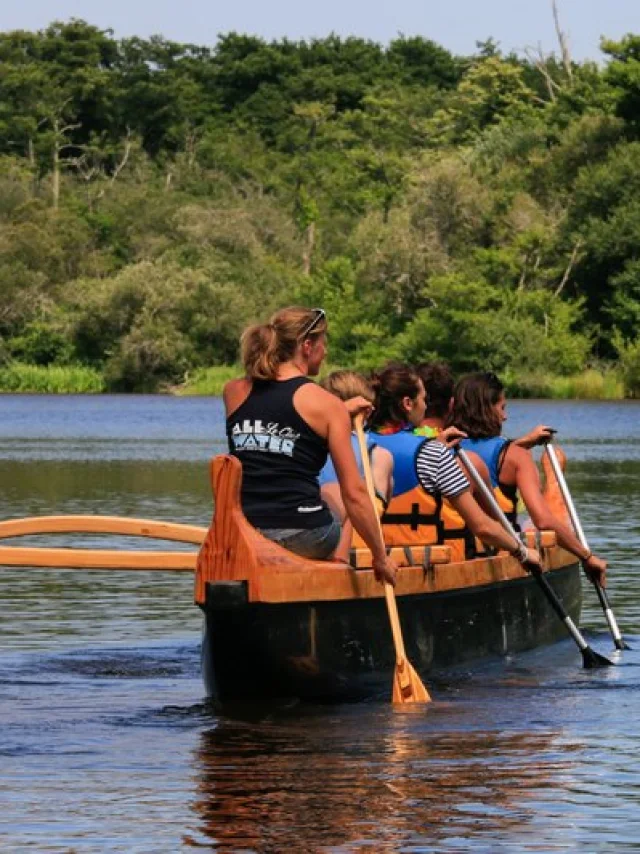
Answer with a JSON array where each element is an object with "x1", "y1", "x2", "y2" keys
[{"x1": 200, "y1": 562, "x2": 582, "y2": 702}]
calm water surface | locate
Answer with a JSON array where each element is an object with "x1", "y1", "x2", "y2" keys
[{"x1": 1, "y1": 395, "x2": 640, "y2": 852}]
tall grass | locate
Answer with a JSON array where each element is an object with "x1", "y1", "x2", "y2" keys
[
  {"x1": 0, "y1": 362, "x2": 105, "y2": 393},
  {"x1": 177, "y1": 365, "x2": 241, "y2": 396},
  {"x1": 176, "y1": 362, "x2": 349, "y2": 396},
  {"x1": 506, "y1": 368, "x2": 625, "y2": 400},
  {"x1": 0, "y1": 361, "x2": 632, "y2": 399}
]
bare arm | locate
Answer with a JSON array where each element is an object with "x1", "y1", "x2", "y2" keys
[
  {"x1": 508, "y1": 446, "x2": 606, "y2": 584},
  {"x1": 371, "y1": 446, "x2": 393, "y2": 505},
  {"x1": 513, "y1": 425, "x2": 555, "y2": 449}
]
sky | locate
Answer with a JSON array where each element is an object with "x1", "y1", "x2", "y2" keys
[{"x1": 1, "y1": 0, "x2": 638, "y2": 62}]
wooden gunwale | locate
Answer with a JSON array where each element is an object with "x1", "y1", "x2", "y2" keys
[{"x1": 242, "y1": 544, "x2": 574, "y2": 605}]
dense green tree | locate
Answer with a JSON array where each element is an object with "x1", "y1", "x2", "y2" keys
[{"x1": 0, "y1": 20, "x2": 638, "y2": 392}]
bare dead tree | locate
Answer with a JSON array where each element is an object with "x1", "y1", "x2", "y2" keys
[
  {"x1": 552, "y1": 0, "x2": 573, "y2": 80},
  {"x1": 554, "y1": 239, "x2": 583, "y2": 297},
  {"x1": 524, "y1": 45, "x2": 560, "y2": 102},
  {"x1": 110, "y1": 128, "x2": 133, "y2": 184}
]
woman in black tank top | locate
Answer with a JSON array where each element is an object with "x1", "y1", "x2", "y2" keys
[{"x1": 223, "y1": 306, "x2": 396, "y2": 585}]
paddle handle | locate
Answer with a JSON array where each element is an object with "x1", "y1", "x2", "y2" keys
[{"x1": 354, "y1": 417, "x2": 407, "y2": 664}]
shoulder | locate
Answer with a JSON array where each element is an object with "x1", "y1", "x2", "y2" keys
[
  {"x1": 416, "y1": 439, "x2": 449, "y2": 464},
  {"x1": 372, "y1": 445, "x2": 394, "y2": 466},
  {"x1": 415, "y1": 439, "x2": 449, "y2": 476},
  {"x1": 295, "y1": 381, "x2": 348, "y2": 417},
  {"x1": 223, "y1": 377, "x2": 251, "y2": 415},
  {"x1": 416, "y1": 441, "x2": 469, "y2": 494},
  {"x1": 503, "y1": 442, "x2": 530, "y2": 465}
]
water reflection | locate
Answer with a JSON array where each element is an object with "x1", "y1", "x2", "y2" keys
[{"x1": 191, "y1": 709, "x2": 569, "y2": 852}]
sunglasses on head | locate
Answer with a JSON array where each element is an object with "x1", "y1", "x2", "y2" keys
[{"x1": 300, "y1": 308, "x2": 326, "y2": 339}]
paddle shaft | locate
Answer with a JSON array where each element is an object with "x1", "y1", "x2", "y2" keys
[
  {"x1": 354, "y1": 416, "x2": 431, "y2": 702},
  {"x1": 355, "y1": 417, "x2": 409, "y2": 664},
  {"x1": 545, "y1": 442, "x2": 627, "y2": 650},
  {"x1": 456, "y1": 447, "x2": 598, "y2": 658}
]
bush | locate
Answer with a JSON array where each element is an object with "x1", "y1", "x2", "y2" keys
[{"x1": 614, "y1": 334, "x2": 640, "y2": 398}]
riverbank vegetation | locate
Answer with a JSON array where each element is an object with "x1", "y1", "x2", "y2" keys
[{"x1": 2, "y1": 18, "x2": 640, "y2": 397}]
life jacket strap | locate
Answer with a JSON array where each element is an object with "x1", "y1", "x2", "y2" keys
[{"x1": 382, "y1": 503, "x2": 439, "y2": 531}]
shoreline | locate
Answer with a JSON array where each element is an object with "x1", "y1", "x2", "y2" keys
[{"x1": 0, "y1": 362, "x2": 634, "y2": 400}]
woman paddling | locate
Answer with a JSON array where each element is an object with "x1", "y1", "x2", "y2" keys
[
  {"x1": 223, "y1": 306, "x2": 396, "y2": 585},
  {"x1": 368, "y1": 362, "x2": 541, "y2": 565},
  {"x1": 317, "y1": 370, "x2": 394, "y2": 561},
  {"x1": 452, "y1": 371, "x2": 606, "y2": 585}
]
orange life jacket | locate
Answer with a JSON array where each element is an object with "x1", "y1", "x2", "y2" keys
[{"x1": 372, "y1": 429, "x2": 472, "y2": 562}]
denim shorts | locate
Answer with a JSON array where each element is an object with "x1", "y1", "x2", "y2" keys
[{"x1": 258, "y1": 514, "x2": 341, "y2": 560}]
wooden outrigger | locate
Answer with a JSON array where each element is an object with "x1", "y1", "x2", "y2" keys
[{"x1": 0, "y1": 451, "x2": 581, "y2": 702}]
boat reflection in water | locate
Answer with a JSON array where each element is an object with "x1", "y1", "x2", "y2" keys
[{"x1": 190, "y1": 707, "x2": 574, "y2": 851}]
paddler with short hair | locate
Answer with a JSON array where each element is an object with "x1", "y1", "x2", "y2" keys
[{"x1": 317, "y1": 369, "x2": 394, "y2": 562}]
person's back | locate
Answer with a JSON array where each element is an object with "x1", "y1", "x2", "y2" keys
[
  {"x1": 458, "y1": 433, "x2": 519, "y2": 529},
  {"x1": 227, "y1": 376, "x2": 332, "y2": 531},
  {"x1": 368, "y1": 363, "x2": 471, "y2": 558},
  {"x1": 223, "y1": 307, "x2": 397, "y2": 584}
]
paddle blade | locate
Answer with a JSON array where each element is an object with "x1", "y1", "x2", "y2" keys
[
  {"x1": 616, "y1": 640, "x2": 632, "y2": 651},
  {"x1": 581, "y1": 646, "x2": 614, "y2": 669},
  {"x1": 392, "y1": 658, "x2": 432, "y2": 704}
]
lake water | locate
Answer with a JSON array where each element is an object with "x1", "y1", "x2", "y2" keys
[{"x1": 1, "y1": 395, "x2": 640, "y2": 852}]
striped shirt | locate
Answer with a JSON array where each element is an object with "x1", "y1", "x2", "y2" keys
[{"x1": 415, "y1": 441, "x2": 469, "y2": 497}]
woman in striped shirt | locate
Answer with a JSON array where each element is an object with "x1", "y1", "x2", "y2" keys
[{"x1": 368, "y1": 362, "x2": 540, "y2": 565}]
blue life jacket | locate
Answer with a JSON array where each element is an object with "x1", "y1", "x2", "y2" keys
[
  {"x1": 459, "y1": 436, "x2": 519, "y2": 529},
  {"x1": 318, "y1": 433, "x2": 376, "y2": 485}
]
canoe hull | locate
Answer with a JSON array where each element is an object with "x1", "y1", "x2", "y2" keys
[{"x1": 201, "y1": 561, "x2": 581, "y2": 702}]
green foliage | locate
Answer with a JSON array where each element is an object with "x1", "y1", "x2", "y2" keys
[
  {"x1": 0, "y1": 21, "x2": 638, "y2": 397},
  {"x1": 8, "y1": 319, "x2": 74, "y2": 365},
  {"x1": 0, "y1": 362, "x2": 105, "y2": 393},
  {"x1": 505, "y1": 368, "x2": 624, "y2": 400},
  {"x1": 178, "y1": 365, "x2": 242, "y2": 395},
  {"x1": 613, "y1": 332, "x2": 640, "y2": 398}
]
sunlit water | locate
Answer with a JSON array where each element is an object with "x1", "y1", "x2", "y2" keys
[{"x1": 1, "y1": 395, "x2": 640, "y2": 852}]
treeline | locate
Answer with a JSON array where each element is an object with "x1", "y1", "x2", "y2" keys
[{"x1": 1, "y1": 19, "x2": 640, "y2": 394}]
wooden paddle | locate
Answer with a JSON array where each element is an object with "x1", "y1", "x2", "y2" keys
[
  {"x1": 354, "y1": 415, "x2": 432, "y2": 703},
  {"x1": 544, "y1": 441, "x2": 629, "y2": 651},
  {"x1": 457, "y1": 446, "x2": 613, "y2": 669}
]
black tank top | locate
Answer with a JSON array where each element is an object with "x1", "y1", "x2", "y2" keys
[{"x1": 226, "y1": 376, "x2": 333, "y2": 529}]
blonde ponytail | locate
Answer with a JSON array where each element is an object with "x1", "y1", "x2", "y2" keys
[{"x1": 239, "y1": 306, "x2": 327, "y2": 380}]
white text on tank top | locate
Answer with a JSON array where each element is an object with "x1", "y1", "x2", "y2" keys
[{"x1": 230, "y1": 419, "x2": 300, "y2": 457}]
